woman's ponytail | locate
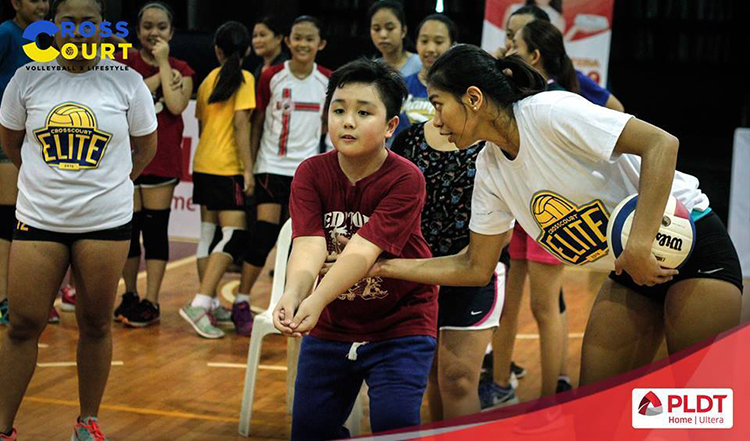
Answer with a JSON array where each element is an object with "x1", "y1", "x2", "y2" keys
[{"x1": 209, "y1": 21, "x2": 250, "y2": 104}]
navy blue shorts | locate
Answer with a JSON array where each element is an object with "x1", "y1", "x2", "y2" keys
[
  {"x1": 13, "y1": 221, "x2": 132, "y2": 247},
  {"x1": 609, "y1": 212, "x2": 743, "y2": 298},
  {"x1": 292, "y1": 334, "x2": 436, "y2": 440}
]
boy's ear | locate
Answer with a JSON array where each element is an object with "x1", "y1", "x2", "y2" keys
[
  {"x1": 317, "y1": 39, "x2": 327, "y2": 51},
  {"x1": 385, "y1": 115, "x2": 399, "y2": 138}
]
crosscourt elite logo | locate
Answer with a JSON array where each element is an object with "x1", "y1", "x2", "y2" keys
[{"x1": 22, "y1": 20, "x2": 132, "y2": 63}]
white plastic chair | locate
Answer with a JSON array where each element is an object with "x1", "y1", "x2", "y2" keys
[{"x1": 238, "y1": 219, "x2": 364, "y2": 436}]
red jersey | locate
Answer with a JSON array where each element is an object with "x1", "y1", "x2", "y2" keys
[
  {"x1": 290, "y1": 150, "x2": 438, "y2": 342},
  {"x1": 116, "y1": 51, "x2": 195, "y2": 178}
]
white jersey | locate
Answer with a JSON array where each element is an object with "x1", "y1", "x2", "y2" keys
[
  {"x1": 470, "y1": 91, "x2": 708, "y2": 271},
  {"x1": 255, "y1": 61, "x2": 331, "y2": 177},
  {"x1": 0, "y1": 58, "x2": 157, "y2": 233}
]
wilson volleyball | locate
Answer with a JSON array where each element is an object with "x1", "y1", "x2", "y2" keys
[{"x1": 606, "y1": 194, "x2": 695, "y2": 269}]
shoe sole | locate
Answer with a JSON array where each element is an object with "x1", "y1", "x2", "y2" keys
[
  {"x1": 59, "y1": 303, "x2": 75, "y2": 312},
  {"x1": 123, "y1": 317, "x2": 160, "y2": 328},
  {"x1": 481, "y1": 395, "x2": 520, "y2": 411},
  {"x1": 179, "y1": 308, "x2": 224, "y2": 339}
]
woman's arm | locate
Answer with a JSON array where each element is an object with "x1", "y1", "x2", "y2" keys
[
  {"x1": 612, "y1": 118, "x2": 680, "y2": 285},
  {"x1": 378, "y1": 230, "x2": 511, "y2": 287},
  {"x1": 234, "y1": 109, "x2": 254, "y2": 195},
  {"x1": 250, "y1": 109, "x2": 264, "y2": 161},
  {"x1": 130, "y1": 131, "x2": 157, "y2": 180},
  {"x1": 0, "y1": 126, "x2": 24, "y2": 169}
]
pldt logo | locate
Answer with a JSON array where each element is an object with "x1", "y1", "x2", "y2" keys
[
  {"x1": 22, "y1": 20, "x2": 132, "y2": 63},
  {"x1": 632, "y1": 388, "x2": 733, "y2": 429},
  {"x1": 637, "y1": 391, "x2": 663, "y2": 416}
]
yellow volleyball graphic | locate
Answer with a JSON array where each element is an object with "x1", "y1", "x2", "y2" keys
[
  {"x1": 45, "y1": 103, "x2": 97, "y2": 129},
  {"x1": 532, "y1": 192, "x2": 576, "y2": 228}
]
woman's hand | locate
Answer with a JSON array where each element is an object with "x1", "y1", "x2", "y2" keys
[
  {"x1": 243, "y1": 168, "x2": 255, "y2": 196},
  {"x1": 614, "y1": 245, "x2": 678, "y2": 286},
  {"x1": 169, "y1": 69, "x2": 183, "y2": 91},
  {"x1": 152, "y1": 37, "x2": 170, "y2": 64}
]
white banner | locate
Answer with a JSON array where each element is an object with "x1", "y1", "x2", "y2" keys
[
  {"x1": 481, "y1": 0, "x2": 615, "y2": 86},
  {"x1": 167, "y1": 100, "x2": 201, "y2": 240},
  {"x1": 728, "y1": 128, "x2": 750, "y2": 277}
]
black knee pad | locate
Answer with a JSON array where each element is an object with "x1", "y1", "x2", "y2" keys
[
  {"x1": 142, "y1": 209, "x2": 171, "y2": 261},
  {"x1": 0, "y1": 205, "x2": 16, "y2": 242},
  {"x1": 559, "y1": 289, "x2": 566, "y2": 314},
  {"x1": 128, "y1": 211, "x2": 144, "y2": 258},
  {"x1": 243, "y1": 221, "x2": 281, "y2": 267}
]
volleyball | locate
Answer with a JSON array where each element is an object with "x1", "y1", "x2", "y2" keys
[
  {"x1": 46, "y1": 103, "x2": 97, "y2": 128},
  {"x1": 606, "y1": 194, "x2": 695, "y2": 269}
]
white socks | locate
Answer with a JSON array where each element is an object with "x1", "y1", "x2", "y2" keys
[{"x1": 235, "y1": 293, "x2": 251, "y2": 304}]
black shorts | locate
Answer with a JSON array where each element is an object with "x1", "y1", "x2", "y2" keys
[
  {"x1": 13, "y1": 221, "x2": 132, "y2": 247},
  {"x1": 609, "y1": 211, "x2": 744, "y2": 298},
  {"x1": 254, "y1": 173, "x2": 293, "y2": 206},
  {"x1": 192, "y1": 172, "x2": 245, "y2": 211},
  {"x1": 437, "y1": 265, "x2": 505, "y2": 330},
  {"x1": 134, "y1": 175, "x2": 179, "y2": 188},
  {"x1": 0, "y1": 204, "x2": 15, "y2": 241}
]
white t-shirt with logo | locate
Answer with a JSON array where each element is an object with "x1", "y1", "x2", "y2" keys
[
  {"x1": 470, "y1": 91, "x2": 709, "y2": 271},
  {"x1": 0, "y1": 58, "x2": 157, "y2": 233}
]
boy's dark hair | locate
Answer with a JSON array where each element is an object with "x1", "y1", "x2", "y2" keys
[
  {"x1": 511, "y1": 5, "x2": 551, "y2": 22},
  {"x1": 291, "y1": 15, "x2": 325, "y2": 41},
  {"x1": 417, "y1": 13, "x2": 458, "y2": 44},
  {"x1": 325, "y1": 58, "x2": 407, "y2": 121}
]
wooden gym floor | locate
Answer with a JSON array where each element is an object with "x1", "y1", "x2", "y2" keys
[{"x1": 2, "y1": 240, "x2": 748, "y2": 440}]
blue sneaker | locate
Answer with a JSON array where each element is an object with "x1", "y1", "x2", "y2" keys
[{"x1": 479, "y1": 380, "x2": 519, "y2": 410}]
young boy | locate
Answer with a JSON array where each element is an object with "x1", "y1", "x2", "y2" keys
[{"x1": 273, "y1": 58, "x2": 438, "y2": 439}]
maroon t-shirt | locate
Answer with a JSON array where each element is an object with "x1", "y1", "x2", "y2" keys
[
  {"x1": 290, "y1": 150, "x2": 438, "y2": 342},
  {"x1": 116, "y1": 51, "x2": 195, "y2": 178}
]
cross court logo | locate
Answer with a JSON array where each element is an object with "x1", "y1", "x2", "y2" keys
[{"x1": 22, "y1": 20, "x2": 132, "y2": 63}]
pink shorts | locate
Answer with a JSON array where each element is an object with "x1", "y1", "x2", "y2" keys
[{"x1": 508, "y1": 223, "x2": 562, "y2": 265}]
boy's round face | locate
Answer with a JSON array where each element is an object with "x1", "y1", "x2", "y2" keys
[
  {"x1": 328, "y1": 82, "x2": 396, "y2": 158},
  {"x1": 286, "y1": 22, "x2": 323, "y2": 65}
]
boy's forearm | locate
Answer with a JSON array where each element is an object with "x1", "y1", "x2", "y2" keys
[
  {"x1": 307, "y1": 253, "x2": 376, "y2": 306},
  {"x1": 284, "y1": 241, "x2": 327, "y2": 300}
]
